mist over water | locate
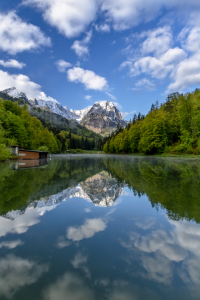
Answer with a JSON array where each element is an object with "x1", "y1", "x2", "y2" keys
[{"x1": 0, "y1": 155, "x2": 200, "y2": 300}]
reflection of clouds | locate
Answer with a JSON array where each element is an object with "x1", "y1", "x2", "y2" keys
[
  {"x1": 43, "y1": 272, "x2": 94, "y2": 300},
  {"x1": 0, "y1": 255, "x2": 48, "y2": 298},
  {"x1": 66, "y1": 218, "x2": 106, "y2": 242},
  {"x1": 71, "y1": 252, "x2": 90, "y2": 278},
  {"x1": 0, "y1": 239, "x2": 23, "y2": 249},
  {"x1": 55, "y1": 236, "x2": 71, "y2": 249},
  {"x1": 134, "y1": 217, "x2": 156, "y2": 230},
  {"x1": 140, "y1": 253, "x2": 173, "y2": 284},
  {"x1": 0, "y1": 206, "x2": 55, "y2": 238},
  {"x1": 120, "y1": 217, "x2": 200, "y2": 288},
  {"x1": 94, "y1": 278, "x2": 110, "y2": 286},
  {"x1": 85, "y1": 208, "x2": 91, "y2": 213}
]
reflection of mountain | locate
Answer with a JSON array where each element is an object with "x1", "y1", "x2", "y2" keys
[
  {"x1": 3, "y1": 171, "x2": 125, "y2": 221},
  {"x1": 80, "y1": 171, "x2": 125, "y2": 207}
]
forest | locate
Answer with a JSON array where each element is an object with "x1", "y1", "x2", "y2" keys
[
  {"x1": 103, "y1": 89, "x2": 200, "y2": 155},
  {"x1": 0, "y1": 98, "x2": 98, "y2": 161}
]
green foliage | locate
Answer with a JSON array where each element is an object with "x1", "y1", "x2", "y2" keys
[
  {"x1": 103, "y1": 89, "x2": 200, "y2": 155},
  {"x1": 37, "y1": 146, "x2": 49, "y2": 151},
  {"x1": 0, "y1": 98, "x2": 98, "y2": 158}
]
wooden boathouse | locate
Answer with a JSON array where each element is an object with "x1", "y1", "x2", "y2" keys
[{"x1": 18, "y1": 149, "x2": 49, "y2": 160}]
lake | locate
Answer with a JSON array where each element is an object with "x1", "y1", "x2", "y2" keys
[{"x1": 0, "y1": 155, "x2": 200, "y2": 300}]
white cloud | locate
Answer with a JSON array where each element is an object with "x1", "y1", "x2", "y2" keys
[
  {"x1": 100, "y1": 0, "x2": 200, "y2": 31},
  {"x1": 23, "y1": 0, "x2": 97, "y2": 38},
  {"x1": 67, "y1": 67, "x2": 108, "y2": 90},
  {"x1": 0, "y1": 59, "x2": 26, "y2": 69},
  {"x1": 0, "y1": 69, "x2": 57, "y2": 101},
  {"x1": 22, "y1": 0, "x2": 200, "y2": 39},
  {"x1": 66, "y1": 218, "x2": 106, "y2": 241},
  {"x1": 121, "y1": 111, "x2": 136, "y2": 118},
  {"x1": 55, "y1": 60, "x2": 72, "y2": 72},
  {"x1": 95, "y1": 23, "x2": 110, "y2": 33},
  {"x1": 133, "y1": 78, "x2": 156, "y2": 91},
  {"x1": 121, "y1": 41, "x2": 187, "y2": 83},
  {"x1": 0, "y1": 11, "x2": 51, "y2": 54},
  {"x1": 167, "y1": 51, "x2": 200, "y2": 92},
  {"x1": 43, "y1": 272, "x2": 94, "y2": 300},
  {"x1": 71, "y1": 30, "x2": 92, "y2": 58},
  {"x1": 112, "y1": 101, "x2": 122, "y2": 110},
  {"x1": 141, "y1": 26, "x2": 172, "y2": 55},
  {"x1": 0, "y1": 255, "x2": 48, "y2": 298},
  {"x1": 105, "y1": 92, "x2": 117, "y2": 101},
  {"x1": 85, "y1": 95, "x2": 92, "y2": 101}
]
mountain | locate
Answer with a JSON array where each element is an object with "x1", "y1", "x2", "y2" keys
[
  {"x1": 30, "y1": 98, "x2": 78, "y2": 120},
  {"x1": 2, "y1": 87, "x2": 28, "y2": 102},
  {"x1": 0, "y1": 87, "x2": 127, "y2": 136},
  {"x1": 80, "y1": 101, "x2": 127, "y2": 136},
  {"x1": 69, "y1": 107, "x2": 92, "y2": 122}
]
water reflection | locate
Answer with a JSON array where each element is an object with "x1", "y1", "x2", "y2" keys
[
  {"x1": 0, "y1": 255, "x2": 48, "y2": 299},
  {"x1": 0, "y1": 156, "x2": 200, "y2": 300},
  {"x1": 10, "y1": 159, "x2": 48, "y2": 170}
]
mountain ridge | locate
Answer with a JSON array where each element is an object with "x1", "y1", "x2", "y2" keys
[{"x1": 1, "y1": 87, "x2": 127, "y2": 136}]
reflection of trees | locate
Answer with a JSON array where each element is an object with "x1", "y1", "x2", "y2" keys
[
  {"x1": 1, "y1": 156, "x2": 200, "y2": 223},
  {"x1": 103, "y1": 157, "x2": 200, "y2": 223},
  {"x1": 0, "y1": 158, "x2": 105, "y2": 215}
]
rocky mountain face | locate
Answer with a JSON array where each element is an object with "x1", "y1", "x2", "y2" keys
[
  {"x1": 2, "y1": 87, "x2": 28, "y2": 102},
  {"x1": 80, "y1": 101, "x2": 127, "y2": 135},
  {"x1": 1, "y1": 87, "x2": 127, "y2": 136}
]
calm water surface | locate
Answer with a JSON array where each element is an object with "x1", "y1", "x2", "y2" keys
[{"x1": 0, "y1": 155, "x2": 200, "y2": 300}]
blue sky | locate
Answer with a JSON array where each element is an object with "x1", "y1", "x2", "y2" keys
[{"x1": 0, "y1": 0, "x2": 200, "y2": 119}]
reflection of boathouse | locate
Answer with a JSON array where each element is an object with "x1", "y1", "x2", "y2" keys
[{"x1": 10, "y1": 159, "x2": 48, "y2": 170}]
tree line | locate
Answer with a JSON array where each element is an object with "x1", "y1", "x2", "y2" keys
[
  {"x1": 0, "y1": 99, "x2": 98, "y2": 160},
  {"x1": 103, "y1": 89, "x2": 200, "y2": 155}
]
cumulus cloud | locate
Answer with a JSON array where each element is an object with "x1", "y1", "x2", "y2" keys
[
  {"x1": 0, "y1": 11, "x2": 51, "y2": 54},
  {"x1": 141, "y1": 26, "x2": 172, "y2": 55},
  {"x1": 0, "y1": 69, "x2": 57, "y2": 101},
  {"x1": 133, "y1": 78, "x2": 156, "y2": 91},
  {"x1": 71, "y1": 30, "x2": 92, "y2": 57},
  {"x1": 55, "y1": 60, "x2": 72, "y2": 72},
  {"x1": 100, "y1": 0, "x2": 200, "y2": 31},
  {"x1": 167, "y1": 51, "x2": 200, "y2": 92},
  {"x1": 23, "y1": 0, "x2": 97, "y2": 38},
  {"x1": 95, "y1": 23, "x2": 110, "y2": 33},
  {"x1": 0, "y1": 255, "x2": 48, "y2": 298},
  {"x1": 66, "y1": 218, "x2": 106, "y2": 241},
  {"x1": 0, "y1": 59, "x2": 26, "y2": 69},
  {"x1": 43, "y1": 272, "x2": 94, "y2": 300},
  {"x1": 85, "y1": 95, "x2": 92, "y2": 101},
  {"x1": 67, "y1": 67, "x2": 108, "y2": 90},
  {"x1": 22, "y1": 0, "x2": 200, "y2": 39}
]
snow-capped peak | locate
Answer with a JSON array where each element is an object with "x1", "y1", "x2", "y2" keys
[
  {"x1": 98, "y1": 101, "x2": 115, "y2": 109},
  {"x1": 2, "y1": 87, "x2": 28, "y2": 102}
]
